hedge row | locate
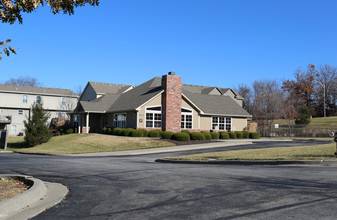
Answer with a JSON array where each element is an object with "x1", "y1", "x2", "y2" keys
[{"x1": 102, "y1": 127, "x2": 260, "y2": 140}]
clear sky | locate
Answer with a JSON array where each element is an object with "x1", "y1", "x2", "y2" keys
[{"x1": 1, "y1": 0, "x2": 337, "y2": 92}]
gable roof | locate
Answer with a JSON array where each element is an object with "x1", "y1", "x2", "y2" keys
[
  {"x1": 182, "y1": 90, "x2": 251, "y2": 117},
  {"x1": 88, "y1": 81, "x2": 134, "y2": 95},
  {"x1": 0, "y1": 84, "x2": 77, "y2": 97}
]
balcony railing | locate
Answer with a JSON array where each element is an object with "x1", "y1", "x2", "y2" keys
[{"x1": 0, "y1": 115, "x2": 11, "y2": 124}]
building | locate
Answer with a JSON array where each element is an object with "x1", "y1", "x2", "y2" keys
[
  {"x1": 75, "y1": 72, "x2": 251, "y2": 133},
  {"x1": 0, "y1": 84, "x2": 78, "y2": 135}
]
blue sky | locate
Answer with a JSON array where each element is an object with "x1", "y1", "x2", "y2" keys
[{"x1": 1, "y1": 0, "x2": 337, "y2": 92}]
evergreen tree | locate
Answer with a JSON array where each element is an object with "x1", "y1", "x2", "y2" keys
[
  {"x1": 295, "y1": 105, "x2": 311, "y2": 125},
  {"x1": 24, "y1": 101, "x2": 52, "y2": 147}
]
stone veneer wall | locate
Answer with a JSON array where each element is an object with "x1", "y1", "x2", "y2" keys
[{"x1": 161, "y1": 74, "x2": 182, "y2": 132}]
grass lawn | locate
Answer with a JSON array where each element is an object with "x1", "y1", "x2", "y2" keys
[
  {"x1": 6, "y1": 134, "x2": 175, "y2": 154},
  {"x1": 274, "y1": 116, "x2": 337, "y2": 127},
  {"x1": 164, "y1": 142, "x2": 337, "y2": 161}
]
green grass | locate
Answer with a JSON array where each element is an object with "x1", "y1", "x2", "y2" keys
[
  {"x1": 164, "y1": 143, "x2": 337, "y2": 161},
  {"x1": 6, "y1": 134, "x2": 175, "y2": 154},
  {"x1": 274, "y1": 116, "x2": 337, "y2": 127}
]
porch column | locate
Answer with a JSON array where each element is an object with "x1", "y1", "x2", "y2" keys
[
  {"x1": 86, "y1": 112, "x2": 89, "y2": 134},
  {"x1": 78, "y1": 114, "x2": 81, "y2": 134}
]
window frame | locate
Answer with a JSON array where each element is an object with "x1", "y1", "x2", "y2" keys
[
  {"x1": 212, "y1": 116, "x2": 232, "y2": 131},
  {"x1": 181, "y1": 108, "x2": 193, "y2": 129},
  {"x1": 22, "y1": 94, "x2": 28, "y2": 103},
  {"x1": 145, "y1": 106, "x2": 162, "y2": 128},
  {"x1": 18, "y1": 109, "x2": 23, "y2": 115},
  {"x1": 36, "y1": 96, "x2": 41, "y2": 104},
  {"x1": 113, "y1": 113, "x2": 127, "y2": 128},
  {"x1": 61, "y1": 97, "x2": 66, "y2": 106}
]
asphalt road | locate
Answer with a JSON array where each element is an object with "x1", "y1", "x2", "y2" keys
[{"x1": 1, "y1": 141, "x2": 337, "y2": 219}]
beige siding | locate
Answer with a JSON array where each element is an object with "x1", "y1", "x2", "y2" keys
[
  {"x1": 209, "y1": 88, "x2": 222, "y2": 95},
  {"x1": 80, "y1": 84, "x2": 97, "y2": 101},
  {"x1": 138, "y1": 94, "x2": 162, "y2": 128},
  {"x1": 223, "y1": 90, "x2": 243, "y2": 107},
  {"x1": 181, "y1": 97, "x2": 199, "y2": 129},
  {"x1": 200, "y1": 116, "x2": 212, "y2": 130},
  {"x1": 232, "y1": 118, "x2": 247, "y2": 131}
]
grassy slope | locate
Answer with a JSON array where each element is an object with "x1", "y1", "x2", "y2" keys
[
  {"x1": 274, "y1": 116, "x2": 337, "y2": 126},
  {"x1": 165, "y1": 143, "x2": 337, "y2": 161},
  {"x1": 7, "y1": 134, "x2": 175, "y2": 154}
]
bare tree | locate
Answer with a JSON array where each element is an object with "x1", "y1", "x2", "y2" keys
[
  {"x1": 5, "y1": 76, "x2": 41, "y2": 87},
  {"x1": 75, "y1": 85, "x2": 83, "y2": 97},
  {"x1": 235, "y1": 84, "x2": 252, "y2": 113}
]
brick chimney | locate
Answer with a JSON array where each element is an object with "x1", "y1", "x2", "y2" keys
[{"x1": 161, "y1": 72, "x2": 182, "y2": 132}]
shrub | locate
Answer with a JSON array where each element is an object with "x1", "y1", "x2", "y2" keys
[
  {"x1": 138, "y1": 129, "x2": 148, "y2": 137},
  {"x1": 228, "y1": 132, "x2": 237, "y2": 139},
  {"x1": 123, "y1": 128, "x2": 135, "y2": 136},
  {"x1": 59, "y1": 128, "x2": 64, "y2": 135},
  {"x1": 65, "y1": 128, "x2": 73, "y2": 134},
  {"x1": 250, "y1": 132, "x2": 261, "y2": 139},
  {"x1": 211, "y1": 132, "x2": 220, "y2": 139},
  {"x1": 130, "y1": 129, "x2": 143, "y2": 137},
  {"x1": 155, "y1": 129, "x2": 163, "y2": 137},
  {"x1": 190, "y1": 132, "x2": 205, "y2": 141},
  {"x1": 220, "y1": 132, "x2": 229, "y2": 139},
  {"x1": 149, "y1": 130, "x2": 160, "y2": 138},
  {"x1": 112, "y1": 128, "x2": 123, "y2": 136},
  {"x1": 162, "y1": 131, "x2": 174, "y2": 139},
  {"x1": 181, "y1": 130, "x2": 191, "y2": 136},
  {"x1": 107, "y1": 128, "x2": 112, "y2": 135},
  {"x1": 102, "y1": 127, "x2": 107, "y2": 134},
  {"x1": 242, "y1": 131, "x2": 249, "y2": 138},
  {"x1": 235, "y1": 131, "x2": 243, "y2": 138},
  {"x1": 172, "y1": 132, "x2": 190, "y2": 141},
  {"x1": 201, "y1": 132, "x2": 212, "y2": 140}
]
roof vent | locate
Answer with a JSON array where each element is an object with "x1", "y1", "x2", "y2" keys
[{"x1": 168, "y1": 72, "x2": 175, "y2": 76}]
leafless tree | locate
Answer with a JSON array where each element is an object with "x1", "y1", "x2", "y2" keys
[
  {"x1": 235, "y1": 84, "x2": 252, "y2": 113},
  {"x1": 5, "y1": 76, "x2": 41, "y2": 87}
]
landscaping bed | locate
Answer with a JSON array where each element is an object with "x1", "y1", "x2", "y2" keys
[{"x1": 0, "y1": 177, "x2": 28, "y2": 201}]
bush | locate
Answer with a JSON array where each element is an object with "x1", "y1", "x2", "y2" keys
[
  {"x1": 190, "y1": 132, "x2": 205, "y2": 141},
  {"x1": 65, "y1": 128, "x2": 73, "y2": 134},
  {"x1": 130, "y1": 129, "x2": 143, "y2": 137},
  {"x1": 235, "y1": 131, "x2": 243, "y2": 138},
  {"x1": 211, "y1": 132, "x2": 220, "y2": 139},
  {"x1": 228, "y1": 132, "x2": 237, "y2": 139},
  {"x1": 112, "y1": 128, "x2": 123, "y2": 136},
  {"x1": 155, "y1": 129, "x2": 163, "y2": 137},
  {"x1": 102, "y1": 127, "x2": 107, "y2": 134},
  {"x1": 138, "y1": 129, "x2": 148, "y2": 137},
  {"x1": 149, "y1": 130, "x2": 160, "y2": 138},
  {"x1": 172, "y1": 132, "x2": 190, "y2": 141},
  {"x1": 107, "y1": 128, "x2": 112, "y2": 135},
  {"x1": 201, "y1": 131, "x2": 212, "y2": 140},
  {"x1": 123, "y1": 128, "x2": 135, "y2": 136},
  {"x1": 242, "y1": 131, "x2": 249, "y2": 138},
  {"x1": 162, "y1": 131, "x2": 174, "y2": 139},
  {"x1": 181, "y1": 130, "x2": 191, "y2": 136},
  {"x1": 59, "y1": 128, "x2": 64, "y2": 135},
  {"x1": 250, "y1": 132, "x2": 261, "y2": 139},
  {"x1": 220, "y1": 132, "x2": 229, "y2": 139}
]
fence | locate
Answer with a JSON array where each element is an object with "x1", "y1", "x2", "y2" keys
[{"x1": 257, "y1": 125, "x2": 337, "y2": 138}]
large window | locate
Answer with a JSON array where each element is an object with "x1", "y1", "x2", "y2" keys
[
  {"x1": 181, "y1": 108, "x2": 193, "y2": 129},
  {"x1": 113, "y1": 113, "x2": 126, "y2": 128},
  {"x1": 22, "y1": 94, "x2": 28, "y2": 103},
  {"x1": 146, "y1": 106, "x2": 161, "y2": 128},
  {"x1": 36, "y1": 96, "x2": 41, "y2": 104},
  {"x1": 212, "y1": 116, "x2": 231, "y2": 131},
  {"x1": 61, "y1": 97, "x2": 66, "y2": 105}
]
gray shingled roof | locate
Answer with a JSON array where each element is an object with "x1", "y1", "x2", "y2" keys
[
  {"x1": 88, "y1": 81, "x2": 133, "y2": 95},
  {"x1": 0, "y1": 84, "x2": 77, "y2": 96},
  {"x1": 183, "y1": 90, "x2": 251, "y2": 116},
  {"x1": 78, "y1": 77, "x2": 249, "y2": 117}
]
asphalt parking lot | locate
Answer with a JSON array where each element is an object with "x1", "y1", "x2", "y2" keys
[{"x1": 1, "y1": 141, "x2": 337, "y2": 219}]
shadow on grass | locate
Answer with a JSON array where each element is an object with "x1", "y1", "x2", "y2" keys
[{"x1": 7, "y1": 140, "x2": 30, "y2": 149}]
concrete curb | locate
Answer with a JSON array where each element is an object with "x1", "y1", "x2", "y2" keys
[
  {"x1": 155, "y1": 159, "x2": 337, "y2": 166},
  {"x1": 0, "y1": 175, "x2": 68, "y2": 220}
]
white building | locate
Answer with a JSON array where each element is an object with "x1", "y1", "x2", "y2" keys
[{"x1": 0, "y1": 84, "x2": 78, "y2": 136}]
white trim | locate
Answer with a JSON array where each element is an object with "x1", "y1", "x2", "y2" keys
[
  {"x1": 135, "y1": 91, "x2": 164, "y2": 111},
  {"x1": 202, "y1": 112, "x2": 252, "y2": 118},
  {"x1": 198, "y1": 115, "x2": 200, "y2": 129},
  {"x1": 145, "y1": 105, "x2": 162, "y2": 128},
  {"x1": 181, "y1": 94, "x2": 204, "y2": 114},
  {"x1": 211, "y1": 116, "x2": 232, "y2": 131},
  {"x1": 122, "y1": 86, "x2": 135, "y2": 93}
]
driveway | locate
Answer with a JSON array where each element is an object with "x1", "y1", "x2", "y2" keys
[{"x1": 1, "y1": 141, "x2": 336, "y2": 219}]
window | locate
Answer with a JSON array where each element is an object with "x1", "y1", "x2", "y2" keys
[
  {"x1": 212, "y1": 116, "x2": 231, "y2": 131},
  {"x1": 146, "y1": 106, "x2": 161, "y2": 128},
  {"x1": 18, "y1": 109, "x2": 23, "y2": 115},
  {"x1": 11, "y1": 125, "x2": 16, "y2": 134},
  {"x1": 36, "y1": 96, "x2": 41, "y2": 104},
  {"x1": 61, "y1": 97, "x2": 66, "y2": 105},
  {"x1": 113, "y1": 113, "x2": 126, "y2": 128},
  {"x1": 22, "y1": 94, "x2": 28, "y2": 103},
  {"x1": 181, "y1": 108, "x2": 193, "y2": 129}
]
